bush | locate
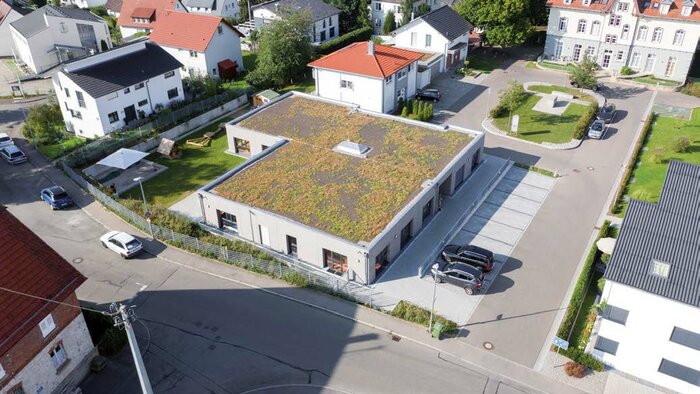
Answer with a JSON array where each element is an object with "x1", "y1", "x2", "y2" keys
[
  {"x1": 574, "y1": 103, "x2": 599, "y2": 140},
  {"x1": 566, "y1": 348, "x2": 604, "y2": 372},
  {"x1": 381, "y1": 10, "x2": 396, "y2": 35},
  {"x1": 564, "y1": 361, "x2": 586, "y2": 378},
  {"x1": 399, "y1": 98, "x2": 433, "y2": 121},
  {"x1": 651, "y1": 146, "x2": 666, "y2": 163},
  {"x1": 22, "y1": 100, "x2": 64, "y2": 144},
  {"x1": 391, "y1": 301, "x2": 458, "y2": 334},
  {"x1": 490, "y1": 104, "x2": 507, "y2": 118},
  {"x1": 672, "y1": 135, "x2": 691, "y2": 153},
  {"x1": 681, "y1": 82, "x2": 700, "y2": 98},
  {"x1": 282, "y1": 272, "x2": 310, "y2": 287},
  {"x1": 620, "y1": 66, "x2": 633, "y2": 76},
  {"x1": 612, "y1": 114, "x2": 656, "y2": 214},
  {"x1": 597, "y1": 277, "x2": 606, "y2": 294},
  {"x1": 316, "y1": 26, "x2": 373, "y2": 55},
  {"x1": 83, "y1": 310, "x2": 127, "y2": 357}
]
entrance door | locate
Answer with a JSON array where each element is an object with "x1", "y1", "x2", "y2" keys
[
  {"x1": 455, "y1": 165, "x2": 465, "y2": 188},
  {"x1": 123, "y1": 105, "x2": 137, "y2": 124},
  {"x1": 400, "y1": 220, "x2": 413, "y2": 249},
  {"x1": 602, "y1": 50, "x2": 612, "y2": 68},
  {"x1": 644, "y1": 54, "x2": 656, "y2": 73},
  {"x1": 259, "y1": 225, "x2": 270, "y2": 246}
]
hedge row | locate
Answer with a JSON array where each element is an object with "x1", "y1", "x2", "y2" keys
[
  {"x1": 391, "y1": 301, "x2": 458, "y2": 334},
  {"x1": 565, "y1": 348, "x2": 604, "y2": 372},
  {"x1": 573, "y1": 102, "x2": 599, "y2": 140},
  {"x1": 611, "y1": 114, "x2": 657, "y2": 214},
  {"x1": 316, "y1": 26, "x2": 373, "y2": 55}
]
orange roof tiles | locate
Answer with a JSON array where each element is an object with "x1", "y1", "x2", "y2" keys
[
  {"x1": 547, "y1": 0, "x2": 614, "y2": 12},
  {"x1": 118, "y1": 0, "x2": 177, "y2": 29},
  {"x1": 0, "y1": 207, "x2": 86, "y2": 355},
  {"x1": 308, "y1": 42, "x2": 424, "y2": 78},
  {"x1": 636, "y1": 0, "x2": 700, "y2": 21},
  {"x1": 131, "y1": 6, "x2": 155, "y2": 18},
  {"x1": 149, "y1": 10, "x2": 241, "y2": 52}
]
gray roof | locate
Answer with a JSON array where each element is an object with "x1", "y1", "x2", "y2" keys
[
  {"x1": 683, "y1": 0, "x2": 695, "y2": 6},
  {"x1": 604, "y1": 160, "x2": 700, "y2": 308},
  {"x1": 182, "y1": 0, "x2": 215, "y2": 8},
  {"x1": 104, "y1": 0, "x2": 123, "y2": 13},
  {"x1": 10, "y1": 5, "x2": 103, "y2": 38},
  {"x1": 393, "y1": 5, "x2": 473, "y2": 41},
  {"x1": 63, "y1": 42, "x2": 182, "y2": 98},
  {"x1": 252, "y1": 0, "x2": 340, "y2": 22}
]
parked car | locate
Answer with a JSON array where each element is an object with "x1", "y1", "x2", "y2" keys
[
  {"x1": 40, "y1": 186, "x2": 74, "y2": 210},
  {"x1": 431, "y1": 261, "x2": 484, "y2": 295},
  {"x1": 588, "y1": 119, "x2": 606, "y2": 139},
  {"x1": 569, "y1": 79, "x2": 601, "y2": 91},
  {"x1": 441, "y1": 244, "x2": 494, "y2": 271},
  {"x1": 100, "y1": 231, "x2": 143, "y2": 258},
  {"x1": 597, "y1": 103, "x2": 617, "y2": 123},
  {"x1": 0, "y1": 132, "x2": 13, "y2": 148},
  {"x1": 0, "y1": 145, "x2": 27, "y2": 165},
  {"x1": 416, "y1": 88, "x2": 441, "y2": 102}
]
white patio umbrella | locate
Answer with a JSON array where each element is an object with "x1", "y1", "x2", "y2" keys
[
  {"x1": 596, "y1": 237, "x2": 617, "y2": 255},
  {"x1": 96, "y1": 148, "x2": 148, "y2": 170}
]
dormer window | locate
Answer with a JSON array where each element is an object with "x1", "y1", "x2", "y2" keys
[
  {"x1": 564, "y1": 0, "x2": 572, "y2": 4},
  {"x1": 650, "y1": 259, "x2": 670, "y2": 278},
  {"x1": 682, "y1": 5, "x2": 692, "y2": 15},
  {"x1": 583, "y1": 0, "x2": 591, "y2": 5},
  {"x1": 131, "y1": 7, "x2": 155, "y2": 24},
  {"x1": 660, "y1": 4, "x2": 670, "y2": 13}
]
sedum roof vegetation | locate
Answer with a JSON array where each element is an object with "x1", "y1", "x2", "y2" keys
[{"x1": 214, "y1": 96, "x2": 473, "y2": 243}]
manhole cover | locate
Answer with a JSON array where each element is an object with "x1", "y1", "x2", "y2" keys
[
  {"x1": 587, "y1": 166, "x2": 595, "y2": 171},
  {"x1": 73, "y1": 258, "x2": 83, "y2": 264},
  {"x1": 483, "y1": 341, "x2": 494, "y2": 350}
]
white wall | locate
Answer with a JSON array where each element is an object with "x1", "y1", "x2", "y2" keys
[
  {"x1": 371, "y1": 0, "x2": 437, "y2": 32},
  {"x1": 313, "y1": 68, "x2": 384, "y2": 113},
  {"x1": 186, "y1": 0, "x2": 240, "y2": 18},
  {"x1": 394, "y1": 21, "x2": 448, "y2": 54},
  {"x1": 0, "y1": 10, "x2": 24, "y2": 57},
  {"x1": 253, "y1": 7, "x2": 339, "y2": 43},
  {"x1": 205, "y1": 22, "x2": 244, "y2": 75},
  {"x1": 595, "y1": 281, "x2": 700, "y2": 393}
]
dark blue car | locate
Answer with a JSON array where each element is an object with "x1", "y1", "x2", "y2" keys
[{"x1": 40, "y1": 186, "x2": 73, "y2": 210}]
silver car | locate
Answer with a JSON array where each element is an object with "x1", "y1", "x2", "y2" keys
[
  {"x1": 588, "y1": 119, "x2": 606, "y2": 140},
  {"x1": 1, "y1": 145, "x2": 27, "y2": 164},
  {"x1": 0, "y1": 133, "x2": 13, "y2": 149}
]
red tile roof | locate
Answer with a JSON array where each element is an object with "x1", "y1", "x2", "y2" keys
[
  {"x1": 0, "y1": 207, "x2": 86, "y2": 355},
  {"x1": 149, "y1": 10, "x2": 241, "y2": 52},
  {"x1": 118, "y1": 0, "x2": 177, "y2": 29},
  {"x1": 0, "y1": 0, "x2": 29, "y2": 25},
  {"x1": 308, "y1": 42, "x2": 424, "y2": 78},
  {"x1": 636, "y1": 0, "x2": 700, "y2": 21},
  {"x1": 547, "y1": 0, "x2": 615, "y2": 12},
  {"x1": 131, "y1": 6, "x2": 155, "y2": 18}
]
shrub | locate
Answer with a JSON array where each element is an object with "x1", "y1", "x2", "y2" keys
[
  {"x1": 672, "y1": 135, "x2": 691, "y2": 153},
  {"x1": 620, "y1": 66, "x2": 633, "y2": 76},
  {"x1": 316, "y1": 26, "x2": 374, "y2": 55},
  {"x1": 600, "y1": 253, "x2": 610, "y2": 264},
  {"x1": 282, "y1": 272, "x2": 310, "y2": 287},
  {"x1": 401, "y1": 106, "x2": 409, "y2": 117},
  {"x1": 612, "y1": 114, "x2": 656, "y2": 214},
  {"x1": 651, "y1": 146, "x2": 666, "y2": 163},
  {"x1": 391, "y1": 301, "x2": 458, "y2": 334},
  {"x1": 564, "y1": 361, "x2": 586, "y2": 378},
  {"x1": 490, "y1": 104, "x2": 507, "y2": 118},
  {"x1": 574, "y1": 103, "x2": 599, "y2": 140},
  {"x1": 566, "y1": 348, "x2": 604, "y2": 372},
  {"x1": 681, "y1": 82, "x2": 700, "y2": 98}
]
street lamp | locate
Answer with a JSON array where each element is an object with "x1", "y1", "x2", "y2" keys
[
  {"x1": 134, "y1": 177, "x2": 154, "y2": 239},
  {"x1": 428, "y1": 262, "x2": 439, "y2": 333}
]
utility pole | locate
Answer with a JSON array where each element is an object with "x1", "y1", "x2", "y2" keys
[{"x1": 104, "y1": 303, "x2": 154, "y2": 394}]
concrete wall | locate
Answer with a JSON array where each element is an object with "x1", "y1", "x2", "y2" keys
[
  {"x1": 595, "y1": 281, "x2": 700, "y2": 393},
  {"x1": 313, "y1": 68, "x2": 384, "y2": 112}
]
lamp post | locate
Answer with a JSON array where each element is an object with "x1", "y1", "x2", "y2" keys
[
  {"x1": 428, "y1": 262, "x2": 439, "y2": 333},
  {"x1": 134, "y1": 177, "x2": 154, "y2": 239}
]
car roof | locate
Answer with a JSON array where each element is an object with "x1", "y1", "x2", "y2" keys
[
  {"x1": 3, "y1": 145, "x2": 22, "y2": 153},
  {"x1": 112, "y1": 232, "x2": 137, "y2": 243},
  {"x1": 448, "y1": 262, "x2": 482, "y2": 276},
  {"x1": 462, "y1": 244, "x2": 492, "y2": 255},
  {"x1": 423, "y1": 89, "x2": 439, "y2": 92},
  {"x1": 0, "y1": 132, "x2": 9, "y2": 138},
  {"x1": 47, "y1": 186, "x2": 66, "y2": 194}
]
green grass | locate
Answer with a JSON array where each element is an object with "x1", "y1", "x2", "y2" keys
[
  {"x1": 37, "y1": 136, "x2": 88, "y2": 160},
  {"x1": 278, "y1": 77, "x2": 315, "y2": 94},
  {"x1": 493, "y1": 94, "x2": 589, "y2": 144},
  {"x1": 391, "y1": 301, "x2": 458, "y2": 334},
  {"x1": 527, "y1": 84, "x2": 595, "y2": 103},
  {"x1": 242, "y1": 50, "x2": 257, "y2": 71},
  {"x1": 121, "y1": 116, "x2": 246, "y2": 206},
  {"x1": 539, "y1": 61, "x2": 575, "y2": 72},
  {"x1": 225, "y1": 50, "x2": 314, "y2": 95},
  {"x1": 467, "y1": 53, "x2": 501, "y2": 74},
  {"x1": 568, "y1": 271, "x2": 602, "y2": 351},
  {"x1": 525, "y1": 61, "x2": 538, "y2": 69},
  {"x1": 621, "y1": 109, "x2": 700, "y2": 210},
  {"x1": 3, "y1": 59, "x2": 24, "y2": 76},
  {"x1": 513, "y1": 162, "x2": 557, "y2": 177},
  {"x1": 627, "y1": 75, "x2": 680, "y2": 87}
]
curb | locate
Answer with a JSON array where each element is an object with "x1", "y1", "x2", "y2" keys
[{"x1": 481, "y1": 118, "x2": 583, "y2": 150}]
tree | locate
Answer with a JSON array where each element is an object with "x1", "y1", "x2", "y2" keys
[
  {"x1": 89, "y1": 5, "x2": 109, "y2": 17},
  {"x1": 245, "y1": 10, "x2": 313, "y2": 89},
  {"x1": 400, "y1": 0, "x2": 414, "y2": 26},
  {"x1": 357, "y1": 0, "x2": 370, "y2": 28},
  {"x1": 248, "y1": 29, "x2": 260, "y2": 52},
  {"x1": 415, "y1": 3, "x2": 431, "y2": 17},
  {"x1": 570, "y1": 55, "x2": 598, "y2": 90},
  {"x1": 455, "y1": 0, "x2": 531, "y2": 47},
  {"x1": 381, "y1": 10, "x2": 396, "y2": 35},
  {"x1": 22, "y1": 99, "x2": 64, "y2": 144},
  {"x1": 499, "y1": 80, "x2": 526, "y2": 128},
  {"x1": 324, "y1": 0, "x2": 366, "y2": 32}
]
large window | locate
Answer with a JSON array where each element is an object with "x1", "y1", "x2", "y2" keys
[
  {"x1": 218, "y1": 210, "x2": 237, "y2": 232},
  {"x1": 652, "y1": 27, "x2": 664, "y2": 43},
  {"x1": 630, "y1": 52, "x2": 641, "y2": 68},
  {"x1": 602, "y1": 304, "x2": 629, "y2": 325},
  {"x1": 638, "y1": 25, "x2": 648, "y2": 40},
  {"x1": 558, "y1": 17, "x2": 568, "y2": 32},
  {"x1": 38, "y1": 314, "x2": 55, "y2": 337},
  {"x1": 49, "y1": 343, "x2": 68, "y2": 370},
  {"x1": 658, "y1": 359, "x2": 700, "y2": 387},
  {"x1": 666, "y1": 57, "x2": 677, "y2": 77},
  {"x1": 375, "y1": 246, "x2": 389, "y2": 273},
  {"x1": 594, "y1": 336, "x2": 619, "y2": 355},
  {"x1": 621, "y1": 24, "x2": 630, "y2": 40},
  {"x1": 554, "y1": 41, "x2": 563, "y2": 59},
  {"x1": 670, "y1": 327, "x2": 700, "y2": 351},
  {"x1": 573, "y1": 44, "x2": 582, "y2": 62},
  {"x1": 674, "y1": 30, "x2": 685, "y2": 46},
  {"x1": 108, "y1": 111, "x2": 118, "y2": 123},
  {"x1": 324, "y1": 249, "x2": 347, "y2": 275},
  {"x1": 577, "y1": 19, "x2": 587, "y2": 33},
  {"x1": 234, "y1": 137, "x2": 250, "y2": 155},
  {"x1": 167, "y1": 88, "x2": 179, "y2": 99},
  {"x1": 605, "y1": 34, "x2": 617, "y2": 44},
  {"x1": 425, "y1": 34, "x2": 432, "y2": 47},
  {"x1": 609, "y1": 15, "x2": 621, "y2": 26},
  {"x1": 591, "y1": 21, "x2": 600, "y2": 35},
  {"x1": 76, "y1": 91, "x2": 85, "y2": 108}
]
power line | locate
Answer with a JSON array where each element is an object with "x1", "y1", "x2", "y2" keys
[{"x1": 0, "y1": 285, "x2": 106, "y2": 315}]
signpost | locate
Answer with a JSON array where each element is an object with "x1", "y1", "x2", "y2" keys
[
  {"x1": 511, "y1": 114, "x2": 520, "y2": 133},
  {"x1": 553, "y1": 336, "x2": 569, "y2": 351}
]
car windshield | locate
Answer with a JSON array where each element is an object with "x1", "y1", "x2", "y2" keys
[
  {"x1": 125, "y1": 240, "x2": 141, "y2": 250},
  {"x1": 53, "y1": 192, "x2": 68, "y2": 200},
  {"x1": 592, "y1": 123, "x2": 603, "y2": 131},
  {"x1": 0, "y1": 136, "x2": 9, "y2": 143},
  {"x1": 9, "y1": 151, "x2": 23, "y2": 158}
]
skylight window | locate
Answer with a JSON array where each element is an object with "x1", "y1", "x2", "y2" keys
[{"x1": 650, "y1": 259, "x2": 670, "y2": 278}]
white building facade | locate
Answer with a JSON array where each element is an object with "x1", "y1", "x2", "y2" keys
[
  {"x1": 52, "y1": 40, "x2": 184, "y2": 138},
  {"x1": 252, "y1": 0, "x2": 340, "y2": 44},
  {"x1": 181, "y1": 0, "x2": 239, "y2": 18},
  {"x1": 370, "y1": 0, "x2": 440, "y2": 32},
  {"x1": 0, "y1": 0, "x2": 28, "y2": 57},
  {"x1": 544, "y1": 0, "x2": 700, "y2": 81}
]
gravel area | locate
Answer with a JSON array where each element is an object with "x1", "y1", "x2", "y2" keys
[{"x1": 539, "y1": 351, "x2": 608, "y2": 394}]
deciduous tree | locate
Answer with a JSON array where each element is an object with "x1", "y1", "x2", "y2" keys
[
  {"x1": 570, "y1": 55, "x2": 598, "y2": 90},
  {"x1": 455, "y1": 0, "x2": 531, "y2": 47},
  {"x1": 381, "y1": 10, "x2": 396, "y2": 35},
  {"x1": 400, "y1": 0, "x2": 414, "y2": 26}
]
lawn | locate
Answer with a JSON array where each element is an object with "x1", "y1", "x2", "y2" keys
[
  {"x1": 568, "y1": 270, "x2": 602, "y2": 351},
  {"x1": 538, "y1": 61, "x2": 575, "y2": 72},
  {"x1": 37, "y1": 135, "x2": 88, "y2": 160},
  {"x1": 221, "y1": 51, "x2": 314, "y2": 95},
  {"x1": 627, "y1": 75, "x2": 680, "y2": 87},
  {"x1": 527, "y1": 84, "x2": 595, "y2": 103},
  {"x1": 621, "y1": 109, "x2": 700, "y2": 208},
  {"x1": 467, "y1": 52, "x2": 502, "y2": 74},
  {"x1": 493, "y1": 94, "x2": 589, "y2": 144},
  {"x1": 121, "y1": 115, "x2": 246, "y2": 207}
]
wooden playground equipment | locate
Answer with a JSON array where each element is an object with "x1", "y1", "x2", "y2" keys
[{"x1": 185, "y1": 123, "x2": 226, "y2": 147}]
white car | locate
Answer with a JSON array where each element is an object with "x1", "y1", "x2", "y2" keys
[
  {"x1": 100, "y1": 231, "x2": 143, "y2": 258},
  {"x1": 0, "y1": 133, "x2": 13, "y2": 149}
]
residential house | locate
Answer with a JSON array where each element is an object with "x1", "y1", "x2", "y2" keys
[
  {"x1": 117, "y1": 0, "x2": 180, "y2": 37},
  {"x1": 544, "y1": 0, "x2": 700, "y2": 81},
  {"x1": 180, "y1": 0, "x2": 240, "y2": 18},
  {"x1": 308, "y1": 41, "x2": 423, "y2": 113},
  {"x1": 393, "y1": 5, "x2": 473, "y2": 87},
  {"x1": 105, "y1": 0, "x2": 123, "y2": 16},
  {"x1": 370, "y1": 0, "x2": 439, "y2": 33},
  {"x1": 149, "y1": 11, "x2": 244, "y2": 78},
  {"x1": 198, "y1": 92, "x2": 484, "y2": 284},
  {"x1": 252, "y1": 0, "x2": 340, "y2": 44},
  {"x1": 63, "y1": 0, "x2": 109, "y2": 10},
  {"x1": 593, "y1": 160, "x2": 700, "y2": 393},
  {"x1": 0, "y1": 0, "x2": 29, "y2": 57},
  {"x1": 10, "y1": 5, "x2": 111, "y2": 74},
  {"x1": 52, "y1": 39, "x2": 184, "y2": 138},
  {"x1": 0, "y1": 206, "x2": 94, "y2": 394}
]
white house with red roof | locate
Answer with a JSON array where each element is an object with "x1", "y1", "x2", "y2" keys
[
  {"x1": 149, "y1": 10, "x2": 244, "y2": 78},
  {"x1": 308, "y1": 41, "x2": 423, "y2": 113},
  {"x1": 544, "y1": 0, "x2": 700, "y2": 81},
  {"x1": 117, "y1": 0, "x2": 181, "y2": 37}
]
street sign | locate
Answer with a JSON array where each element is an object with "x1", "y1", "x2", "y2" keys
[
  {"x1": 511, "y1": 115, "x2": 520, "y2": 133},
  {"x1": 553, "y1": 336, "x2": 569, "y2": 350}
]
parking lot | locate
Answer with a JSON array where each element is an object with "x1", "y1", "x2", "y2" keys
[{"x1": 373, "y1": 163, "x2": 554, "y2": 326}]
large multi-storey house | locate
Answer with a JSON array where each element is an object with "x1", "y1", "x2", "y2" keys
[
  {"x1": 544, "y1": 0, "x2": 700, "y2": 81},
  {"x1": 370, "y1": 0, "x2": 440, "y2": 33},
  {"x1": 251, "y1": 0, "x2": 340, "y2": 44}
]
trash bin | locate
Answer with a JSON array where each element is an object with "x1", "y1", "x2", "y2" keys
[{"x1": 432, "y1": 322, "x2": 444, "y2": 339}]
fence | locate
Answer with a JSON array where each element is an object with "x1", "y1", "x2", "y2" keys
[{"x1": 60, "y1": 162, "x2": 398, "y2": 310}]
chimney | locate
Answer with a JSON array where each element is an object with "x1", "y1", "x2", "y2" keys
[
  {"x1": 411, "y1": 11, "x2": 415, "y2": 21},
  {"x1": 368, "y1": 41, "x2": 375, "y2": 55}
]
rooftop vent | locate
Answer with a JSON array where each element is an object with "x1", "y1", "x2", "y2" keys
[{"x1": 334, "y1": 140, "x2": 371, "y2": 158}]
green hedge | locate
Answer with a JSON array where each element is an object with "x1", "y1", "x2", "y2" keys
[
  {"x1": 574, "y1": 102, "x2": 599, "y2": 140},
  {"x1": 565, "y1": 348, "x2": 604, "y2": 372},
  {"x1": 316, "y1": 26, "x2": 374, "y2": 55},
  {"x1": 611, "y1": 114, "x2": 656, "y2": 214},
  {"x1": 391, "y1": 301, "x2": 458, "y2": 334}
]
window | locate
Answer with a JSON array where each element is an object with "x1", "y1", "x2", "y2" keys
[
  {"x1": 583, "y1": 0, "x2": 590, "y2": 5},
  {"x1": 340, "y1": 80, "x2": 354, "y2": 89},
  {"x1": 70, "y1": 110, "x2": 82, "y2": 119},
  {"x1": 213, "y1": 68, "x2": 217, "y2": 74},
  {"x1": 609, "y1": 15, "x2": 621, "y2": 26},
  {"x1": 674, "y1": 29, "x2": 685, "y2": 46},
  {"x1": 666, "y1": 57, "x2": 677, "y2": 77},
  {"x1": 400, "y1": 220, "x2": 413, "y2": 249},
  {"x1": 189, "y1": 50, "x2": 198, "y2": 58},
  {"x1": 320, "y1": 31, "x2": 326, "y2": 41},
  {"x1": 621, "y1": 24, "x2": 630, "y2": 40},
  {"x1": 123, "y1": 87, "x2": 130, "y2": 94},
  {"x1": 425, "y1": 34, "x2": 432, "y2": 47},
  {"x1": 64, "y1": 88, "x2": 70, "y2": 97},
  {"x1": 108, "y1": 111, "x2": 119, "y2": 123},
  {"x1": 577, "y1": 19, "x2": 587, "y2": 33},
  {"x1": 638, "y1": 25, "x2": 648, "y2": 40},
  {"x1": 164, "y1": 70, "x2": 175, "y2": 78},
  {"x1": 658, "y1": 359, "x2": 700, "y2": 387},
  {"x1": 410, "y1": 32, "x2": 417, "y2": 46},
  {"x1": 594, "y1": 336, "x2": 619, "y2": 355},
  {"x1": 39, "y1": 313, "x2": 56, "y2": 337},
  {"x1": 49, "y1": 343, "x2": 68, "y2": 369},
  {"x1": 591, "y1": 20, "x2": 600, "y2": 35},
  {"x1": 573, "y1": 44, "x2": 582, "y2": 61},
  {"x1": 586, "y1": 46, "x2": 595, "y2": 58},
  {"x1": 286, "y1": 235, "x2": 297, "y2": 257},
  {"x1": 554, "y1": 41, "x2": 563, "y2": 59},
  {"x1": 644, "y1": 54, "x2": 656, "y2": 72},
  {"x1": 630, "y1": 52, "x2": 641, "y2": 68},
  {"x1": 564, "y1": 0, "x2": 571, "y2": 4},
  {"x1": 76, "y1": 91, "x2": 85, "y2": 108},
  {"x1": 135, "y1": 82, "x2": 144, "y2": 90},
  {"x1": 385, "y1": 75, "x2": 393, "y2": 84},
  {"x1": 167, "y1": 88, "x2": 178, "y2": 99},
  {"x1": 558, "y1": 17, "x2": 568, "y2": 32},
  {"x1": 234, "y1": 137, "x2": 250, "y2": 154},
  {"x1": 7, "y1": 383, "x2": 25, "y2": 394},
  {"x1": 652, "y1": 27, "x2": 663, "y2": 42},
  {"x1": 330, "y1": 26, "x2": 335, "y2": 37},
  {"x1": 218, "y1": 211, "x2": 237, "y2": 232},
  {"x1": 605, "y1": 34, "x2": 617, "y2": 43},
  {"x1": 616, "y1": 51, "x2": 624, "y2": 61},
  {"x1": 217, "y1": 25, "x2": 223, "y2": 34},
  {"x1": 374, "y1": 2, "x2": 381, "y2": 10},
  {"x1": 396, "y1": 68, "x2": 407, "y2": 79},
  {"x1": 651, "y1": 258, "x2": 670, "y2": 278},
  {"x1": 422, "y1": 199, "x2": 433, "y2": 220},
  {"x1": 618, "y1": 2, "x2": 629, "y2": 11},
  {"x1": 682, "y1": 5, "x2": 692, "y2": 16},
  {"x1": 670, "y1": 327, "x2": 700, "y2": 351},
  {"x1": 138, "y1": 99, "x2": 148, "y2": 107},
  {"x1": 323, "y1": 249, "x2": 347, "y2": 275},
  {"x1": 375, "y1": 246, "x2": 389, "y2": 272},
  {"x1": 602, "y1": 304, "x2": 629, "y2": 325},
  {"x1": 322, "y1": 19, "x2": 326, "y2": 28}
]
